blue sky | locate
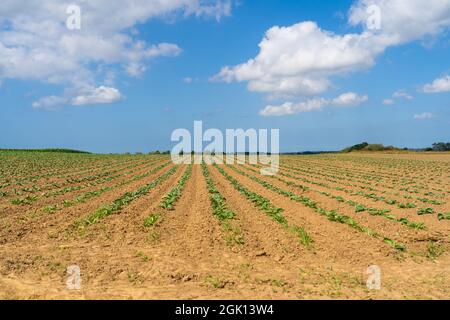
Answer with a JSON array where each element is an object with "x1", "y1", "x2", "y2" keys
[{"x1": 0, "y1": 0, "x2": 449, "y2": 153}]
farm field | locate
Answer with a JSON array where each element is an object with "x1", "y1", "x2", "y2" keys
[{"x1": 0, "y1": 151, "x2": 449, "y2": 299}]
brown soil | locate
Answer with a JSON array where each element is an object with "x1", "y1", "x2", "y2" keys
[{"x1": 0, "y1": 154, "x2": 449, "y2": 300}]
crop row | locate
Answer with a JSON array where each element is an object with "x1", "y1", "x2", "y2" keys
[
  {"x1": 280, "y1": 163, "x2": 445, "y2": 206},
  {"x1": 282, "y1": 157, "x2": 447, "y2": 196},
  {"x1": 276, "y1": 164, "x2": 446, "y2": 215},
  {"x1": 227, "y1": 164, "x2": 406, "y2": 251},
  {"x1": 229, "y1": 157, "x2": 447, "y2": 223},
  {"x1": 281, "y1": 157, "x2": 438, "y2": 192},
  {"x1": 42, "y1": 158, "x2": 160, "y2": 197},
  {"x1": 1, "y1": 157, "x2": 152, "y2": 198},
  {"x1": 160, "y1": 165, "x2": 193, "y2": 210},
  {"x1": 214, "y1": 164, "x2": 313, "y2": 247},
  {"x1": 243, "y1": 164, "x2": 426, "y2": 230},
  {"x1": 9, "y1": 164, "x2": 133, "y2": 204},
  {"x1": 38, "y1": 161, "x2": 172, "y2": 216},
  {"x1": 7, "y1": 158, "x2": 162, "y2": 205},
  {"x1": 283, "y1": 158, "x2": 429, "y2": 189},
  {"x1": 142, "y1": 165, "x2": 193, "y2": 229},
  {"x1": 202, "y1": 163, "x2": 244, "y2": 245},
  {"x1": 74, "y1": 164, "x2": 178, "y2": 227},
  {"x1": 0, "y1": 154, "x2": 138, "y2": 188}
]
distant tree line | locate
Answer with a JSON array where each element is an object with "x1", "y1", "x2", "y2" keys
[
  {"x1": 425, "y1": 142, "x2": 450, "y2": 152},
  {"x1": 342, "y1": 142, "x2": 401, "y2": 153},
  {"x1": 0, "y1": 148, "x2": 91, "y2": 154},
  {"x1": 343, "y1": 142, "x2": 450, "y2": 153}
]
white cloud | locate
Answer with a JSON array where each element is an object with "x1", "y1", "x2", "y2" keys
[
  {"x1": 331, "y1": 92, "x2": 368, "y2": 107},
  {"x1": 0, "y1": 0, "x2": 230, "y2": 106},
  {"x1": 393, "y1": 90, "x2": 413, "y2": 100},
  {"x1": 125, "y1": 63, "x2": 147, "y2": 78},
  {"x1": 383, "y1": 99, "x2": 394, "y2": 105},
  {"x1": 259, "y1": 92, "x2": 368, "y2": 117},
  {"x1": 259, "y1": 98, "x2": 327, "y2": 117},
  {"x1": 349, "y1": 0, "x2": 450, "y2": 44},
  {"x1": 214, "y1": 21, "x2": 386, "y2": 96},
  {"x1": 414, "y1": 112, "x2": 436, "y2": 120},
  {"x1": 421, "y1": 75, "x2": 450, "y2": 93},
  {"x1": 71, "y1": 86, "x2": 124, "y2": 106},
  {"x1": 32, "y1": 95, "x2": 68, "y2": 110},
  {"x1": 32, "y1": 86, "x2": 124, "y2": 109},
  {"x1": 215, "y1": 0, "x2": 450, "y2": 108},
  {"x1": 183, "y1": 77, "x2": 200, "y2": 84},
  {"x1": 124, "y1": 43, "x2": 181, "y2": 77},
  {"x1": 382, "y1": 90, "x2": 413, "y2": 105}
]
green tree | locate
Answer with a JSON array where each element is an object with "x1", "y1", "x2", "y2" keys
[{"x1": 432, "y1": 142, "x2": 450, "y2": 151}]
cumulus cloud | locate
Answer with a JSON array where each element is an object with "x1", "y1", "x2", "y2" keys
[
  {"x1": 32, "y1": 86, "x2": 124, "y2": 110},
  {"x1": 414, "y1": 112, "x2": 436, "y2": 120},
  {"x1": 214, "y1": 0, "x2": 450, "y2": 113},
  {"x1": 349, "y1": 0, "x2": 450, "y2": 43},
  {"x1": 0, "y1": 0, "x2": 231, "y2": 107},
  {"x1": 214, "y1": 21, "x2": 385, "y2": 96},
  {"x1": 331, "y1": 92, "x2": 368, "y2": 107},
  {"x1": 421, "y1": 75, "x2": 450, "y2": 93},
  {"x1": 382, "y1": 90, "x2": 413, "y2": 105},
  {"x1": 393, "y1": 90, "x2": 413, "y2": 100},
  {"x1": 259, "y1": 98, "x2": 327, "y2": 117},
  {"x1": 71, "y1": 86, "x2": 124, "y2": 106},
  {"x1": 259, "y1": 92, "x2": 368, "y2": 117}
]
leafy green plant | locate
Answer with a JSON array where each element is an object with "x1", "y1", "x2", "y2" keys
[
  {"x1": 398, "y1": 202, "x2": 416, "y2": 209},
  {"x1": 437, "y1": 212, "x2": 450, "y2": 221},
  {"x1": 136, "y1": 251, "x2": 149, "y2": 262},
  {"x1": 291, "y1": 226, "x2": 313, "y2": 247},
  {"x1": 223, "y1": 222, "x2": 244, "y2": 246},
  {"x1": 160, "y1": 165, "x2": 192, "y2": 210},
  {"x1": 397, "y1": 218, "x2": 425, "y2": 230},
  {"x1": 418, "y1": 207, "x2": 435, "y2": 215},
  {"x1": 63, "y1": 199, "x2": 74, "y2": 207},
  {"x1": 42, "y1": 205, "x2": 57, "y2": 213},
  {"x1": 383, "y1": 238, "x2": 406, "y2": 251},
  {"x1": 10, "y1": 195, "x2": 38, "y2": 205},
  {"x1": 144, "y1": 214, "x2": 161, "y2": 228},
  {"x1": 418, "y1": 198, "x2": 444, "y2": 205},
  {"x1": 204, "y1": 275, "x2": 228, "y2": 289}
]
